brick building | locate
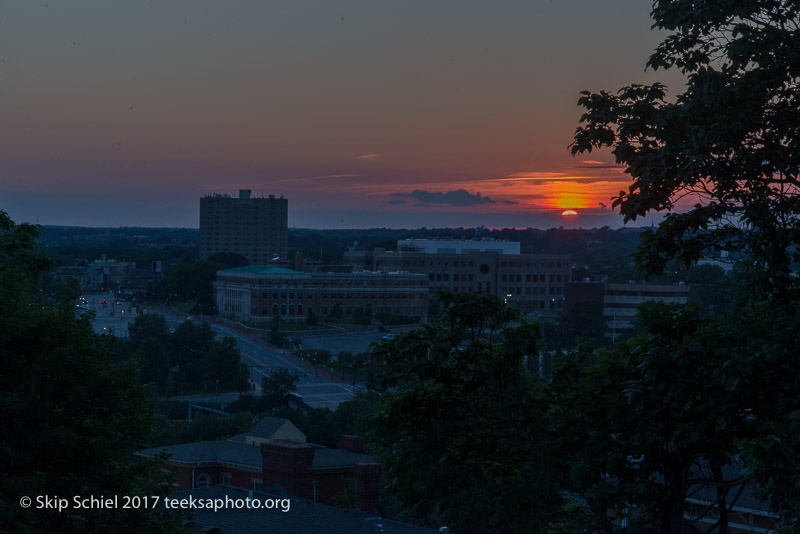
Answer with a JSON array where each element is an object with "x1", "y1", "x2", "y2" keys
[
  {"x1": 199, "y1": 189, "x2": 288, "y2": 263},
  {"x1": 214, "y1": 266, "x2": 429, "y2": 323},
  {"x1": 344, "y1": 240, "x2": 572, "y2": 311},
  {"x1": 136, "y1": 418, "x2": 377, "y2": 509}
]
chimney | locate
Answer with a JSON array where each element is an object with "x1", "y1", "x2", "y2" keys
[
  {"x1": 341, "y1": 435, "x2": 362, "y2": 453},
  {"x1": 355, "y1": 461, "x2": 381, "y2": 514},
  {"x1": 261, "y1": 440, "x2": 314, "y2": 499}
]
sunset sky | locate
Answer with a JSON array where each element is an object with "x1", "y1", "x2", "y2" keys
[{"x1": 1, "y1": 1, "x2": 685, "y2": 229}]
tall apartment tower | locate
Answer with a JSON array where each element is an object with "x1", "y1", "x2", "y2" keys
[{"x1": 199, "y1": 189, "x2": 288, "y2": 264}]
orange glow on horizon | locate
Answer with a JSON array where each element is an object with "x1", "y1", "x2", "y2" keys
[{"x1": 561, "y1": 210, "x2": 578, "y2": 216}]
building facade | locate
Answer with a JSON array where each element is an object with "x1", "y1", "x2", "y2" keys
[
  {"x1": 344, "y1": 240, "x2": 572, "y2": 311},
  {"x1": 199, "y1": 189, "x2": 288, "y2": 263},
  {"x1": 565, "y1": 281, "x2": 702, "y2": 339},
  {"x1": 214, "y1": 266, "x2": 429, "y2": 322}
]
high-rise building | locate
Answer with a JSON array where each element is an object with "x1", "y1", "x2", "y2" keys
[{"x1": 199, "y1": 189, "x2": 288, "y2": 263}]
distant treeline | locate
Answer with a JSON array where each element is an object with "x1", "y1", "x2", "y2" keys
[{"x1": 38, "y1": 224, "x2": 647, "y2": 266}]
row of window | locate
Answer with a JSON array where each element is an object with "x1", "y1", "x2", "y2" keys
[
  {"x1": 256, "y1": 304, "x2": 424, "y2": 317},
  {"x1": 253, "y1": 279, "x2": 426, "y2": 287},
  {"x1": 429, "y1": 273, "x2": 475, "y2": 282},
  {"x1": 501, "y1": 286, "x2": 563, "y2": 295},
  {"x1": 501, "y1": 273, "x2": 566, "y2": 283},
  {"x1": 259, "y1": 292, "x2": 423, "y2": 300}
]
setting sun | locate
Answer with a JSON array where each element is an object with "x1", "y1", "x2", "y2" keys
[{"x1": 561, "y1": 210, "x2": 578, "y2": 216}]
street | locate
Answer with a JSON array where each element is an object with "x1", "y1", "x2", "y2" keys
[
  {"x1": 209, "y1": 323, "x2": 357, "y2": 410},
  {"x1": 80, "y1": 295, "x2": 359, "y2": 409}
]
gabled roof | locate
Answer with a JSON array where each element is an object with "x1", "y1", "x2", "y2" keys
[
  {"x1": 172, "y1": 486, "x2": 436, "y2": 534},
  {"x1": 248, "y1": 417, "x2": 292, "y2": 439}
]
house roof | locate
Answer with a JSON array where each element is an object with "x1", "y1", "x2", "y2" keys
[
  {"x1": 311, "y1": 448, "x2": 373, "y2": 470},
  {"x1": 248, "y1": 417, "x2": 293, "y2": 439},
  {"x1": 172, "y1": 486, "x2": 436, "y2": 534},
  {"x1": 137, "y1": 440, "x2": 372, "y2": 471},
  {"x1": 137, "y1": 440, "x2": 260, "y2": 468}
]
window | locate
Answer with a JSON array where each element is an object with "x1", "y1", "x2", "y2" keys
[
  {"x1": 252, "y1": 479, "x2": 263, "y2": 491},
  {"x1": 222, "y1": 473, "x2": 232, "y2": 487},
  {"x1": 197, "y1": 474, "x2": 210, "y2": 488}
]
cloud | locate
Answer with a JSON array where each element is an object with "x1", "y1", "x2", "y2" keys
[
  {"x1": 505, "y1": 171, "x2": 567, "y2": 179},
  {"x1": 506, "y1": 176, "x2": 628, "y2": 185},
  {"x1": 310, "y1": 173, "x2": 361, "y2": 179},
  {"x1": 387, "y1": 198, "x2": 406, "y2": 205},
  {"x1": 393, "y1": 189, "x2": 494, "y2": 207},
  {"x1": 503, "y1": 200, "x2": 520, "y2": 205},
  {"x1": 356, "y1": 153, "x2": 381, "y2": 160},
  {"x1": 581, "y1": 160, "x2": 606, "y2": 165},
  {"x1": 574, "y1": 164, "x2": 625, "y2": 170}
]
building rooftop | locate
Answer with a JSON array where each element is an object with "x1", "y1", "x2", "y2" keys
[
  {"x1": 137, "y1": 417, "x2": 372, "y2": 471},
  {"x1": 221, "y1": 265, "x2": 302, "y2": 275}
]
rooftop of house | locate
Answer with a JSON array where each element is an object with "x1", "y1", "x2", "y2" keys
[
  {"x1": 173, "y1": 486, "x2": 437, "y2": 534},
  {"x1": 136, "y1": 417, "x2": 372, "y2": 471}
]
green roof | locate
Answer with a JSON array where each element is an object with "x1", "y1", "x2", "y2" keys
[{"x1": 220, "y1": 265, "x2": 302, "y2": 275}]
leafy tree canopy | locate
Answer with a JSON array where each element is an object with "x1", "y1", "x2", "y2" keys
[
  {"x1": 372, "y1": 292, "x2": 561, "y2": 533},
  {"x1": 571, "y1": 0, "x2": 800, "y2": 299},
  {"x1": 262, "y1": 368, "x2": 299, "y2": 407},
  {"x1": 0, "y1": 211, "x2": 181, "y2": 533}
]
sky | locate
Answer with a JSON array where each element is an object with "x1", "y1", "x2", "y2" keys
[{"x1": 1, "y1": 1, "x2": 685, "y2": 229}]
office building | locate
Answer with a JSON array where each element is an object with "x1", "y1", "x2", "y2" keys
[
  {"x1": 214, "y1": 266, "x2": 429, "y2": 323},
  {"x1": 565, "y1": 281, "x2": 702, "y2": 339},
  {"x1": 199, "y1": 189, "x2": 288, "y2": 263},
  {"x1": 344, "y1": 239, "x2": 571, "y2": 311}
]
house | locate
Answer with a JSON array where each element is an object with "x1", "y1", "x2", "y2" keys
[{"x1": 137, "y1": 418, "x2": 377, "y2": 509}]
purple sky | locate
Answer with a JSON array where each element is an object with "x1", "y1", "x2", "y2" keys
[{"x1": 1, "y1": 1, "x2": 683, "y2": 229}]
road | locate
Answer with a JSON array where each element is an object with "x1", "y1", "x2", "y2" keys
[
  {"x1": 209, "y1": 323, "x2": 357, "y2": 410},
  {"x1": 80, "y1": 295, "x2": 358, "y2": 409},
  {"x1": 82, "y1": 291, "x2": 139, "y2": 337}
]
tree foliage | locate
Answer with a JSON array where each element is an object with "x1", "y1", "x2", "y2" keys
[
  {"x1": 571, "y1": 0, "x2": 800, "y2": 299},
  {"x1": 563, "y1": 4, "x2": 800, "y2": 532},
  {"x1": 549, "y1": 303, "x2": 761, "y2": 533},
  {"x1": 0, "y1": 211, "x2": 181, "y2": 533},
  {"x1": 261, "y1": 368, "x2": 299, "y2": 408},
  {"x1": 122, "y1": 315, "x2": 247, "y2": 395},
  {"x1": 372, "y1": 292, "x2": 561, "y2": 533}
]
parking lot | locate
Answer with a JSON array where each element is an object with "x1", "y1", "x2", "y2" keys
[{"x1": 299, "y1": 331, "x2": 396, "y2": 355}]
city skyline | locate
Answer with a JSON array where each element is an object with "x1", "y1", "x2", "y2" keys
[{"x1": 2, "y1": 1, "x2": 684, "y2": 229}]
